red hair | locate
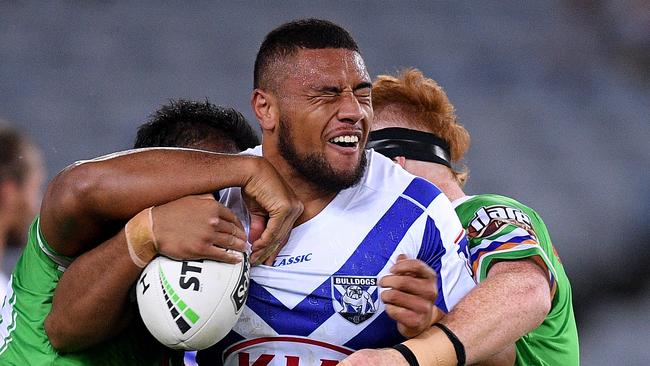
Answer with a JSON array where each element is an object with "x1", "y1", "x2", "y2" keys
[{"x1": 372, "y1": 68, "x2": 471, "y2": 185}]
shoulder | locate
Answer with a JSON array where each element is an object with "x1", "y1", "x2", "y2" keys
[
  {"x1": 364, "y1": 151, "x2": 458, "y2": 222},
  {"x1": 455, "y1": 193, "x2": 544, "y2": 239},
  {"x1": 362, "y1": 150, "x2": 443, "y2": 198},
  {"x1": 454, "y1": 193, "x2": 539, "y2": 216}
]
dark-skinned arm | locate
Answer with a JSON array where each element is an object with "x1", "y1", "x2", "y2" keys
[
  {"x1": 46, "y1": 226, "x2": 141, "y2": 352},
  {"x1": 46, "y1": 195, "x2": 250, "y2": 351},
  {"x1": 41, "y1": 148, "x2": 302, "y2": 351},
  {"x1": 41, "y1": 148, "x2": 270, "y2": 257}
]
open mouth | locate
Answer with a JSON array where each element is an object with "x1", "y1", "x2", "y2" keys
[{"x1": 328, "y1": 135, "x2": 359, "y2": 148}]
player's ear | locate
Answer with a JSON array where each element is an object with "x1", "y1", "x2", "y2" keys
[
  {"x1": 393, "y1": 156, "x2": 407, "y2": 168},
  {"x1": 252, "y1": 89, "x2": 278, "y2": 132}
]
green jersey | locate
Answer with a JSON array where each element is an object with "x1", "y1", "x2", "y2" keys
[
  {"x1": 454, "y1": 194, "x2": 579, "y2": 366},
  {"x1": 0, "y1": 217, "x2": 182, "y2": 365}
]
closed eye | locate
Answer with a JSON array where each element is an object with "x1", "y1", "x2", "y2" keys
[
  {"x1": 354, "y1": 88, "x2": 371, "y2": 98},
  {"x1": 319, "y1": 86, "x2": 342, "y2": 97},
  {"x1": 354, "y1": 89, "x2": 371, "y2": 106}
]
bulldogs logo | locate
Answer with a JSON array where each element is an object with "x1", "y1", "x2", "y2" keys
[{"x1": 331, "y1": 276, "x2": 379, "y2": 324}]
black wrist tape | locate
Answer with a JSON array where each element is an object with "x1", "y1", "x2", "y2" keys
[
  {"x1": 433, "y1": 323, "x2": 466, "y2": 366},
  {"x1": 392, "y1": 343, "x2": 420, "y2": 366}
]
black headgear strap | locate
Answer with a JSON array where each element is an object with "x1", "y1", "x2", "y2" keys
[{"x1": 367, "y1": 127, "x2": 452, "y2": 168}]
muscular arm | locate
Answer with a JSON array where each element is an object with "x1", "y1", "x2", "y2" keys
[
  {"x1": 42, "y1": 149, "x2": 302, "y2": 351},
  {"x1": 45, "y1": 228, "x2": 139, "y2": 351},
  {"x1": 405, "y1": 258, "x2": 551, "y2": 365},
  {"x1": 46, "y1": 194, "x2": 250, "y2": 351},
  {"x1": 40, "y1": 148, "x2": 256, "y2": 257}
]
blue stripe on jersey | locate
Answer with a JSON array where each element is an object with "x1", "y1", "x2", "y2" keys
[
  {"x1": 343, "y1": 311, "x2": 406, "y2": 350},
  {"x1": 247, "y1": 278, "x2": 333, "y2": 336},
  {"x1": 469, "y1": 235, "x2": 533, "y2": 263},
  {"x1": 245, "y1": 178, "x2": 435, "y2": 336},
  {"x1": 417, "y1": 217, "x2": 448, "y2": 313},
  {"x1": 402, "y1": 177, "x2": 441, "y2": 207}
]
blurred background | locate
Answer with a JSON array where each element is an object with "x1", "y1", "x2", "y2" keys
[{"x1": 1, "y1": 1, "x2": 648, "y2": 364}]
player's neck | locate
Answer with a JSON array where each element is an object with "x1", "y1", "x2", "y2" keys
[
  {"x1": 263, "y1": 148, "x2": 338, "y2": 226},
  {"x1": 403, "y1": 160, "x2": 466, "y2": 201},
  {"x1": 419, "y1": 170, "x2": 465, "y2": 202},
  {"x1": 295, "y1": 191, "x2": 337, "y2": 226},
  {"x1": 435, "y1": 179, "x2": 466, "y2": 202},
  {"x1": 282, "y1": 173, "x2": 337, "y2": 226}
]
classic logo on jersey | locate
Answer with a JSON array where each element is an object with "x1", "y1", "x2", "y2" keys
[
  {"x1": 468, "y1": 205, "x2": 536, "y2": 240},
  {"x1": 231, "y1": 253, "x2": 250, "y2": 314},
  {"x1": 331, "y1": 276, "x2": 379, "y2": 324},
  {"x1": 272, "y1": 253, "x2": 312, "y2": 267}
]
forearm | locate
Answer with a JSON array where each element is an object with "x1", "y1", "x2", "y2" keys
[
  {"x1": 405, "y1": 259, "x2": 551, "y2": 365},
  {"x1": 61, "y1": 149, "x2": 255, "y2": 218},
  {"x1": 45, "y1": 192, "x2": 255, "y2": 351},
  {"x1": 474, "y1": 345, "x2": 516, "y2": 366},
  {"x1": 41, "y1": 148, "x2": 259, "y2": 256},
  {"x1": 45, "y1": 228, "x2": 140, "y2": 352}
]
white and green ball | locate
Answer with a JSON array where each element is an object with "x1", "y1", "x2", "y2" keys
[{"x1": 136, "y1": 253, "x2": 250, "y2": 350}]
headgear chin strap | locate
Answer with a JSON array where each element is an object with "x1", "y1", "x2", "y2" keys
[{"x1": 367, "y1": 127, "x2": 452, "y2": 168}]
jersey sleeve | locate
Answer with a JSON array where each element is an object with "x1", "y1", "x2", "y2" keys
[
  {"x1": 416, "y1": 191, "x2": 475, "y2": 313},
  {"x1": 33, "y1": 216, "x2": 74, "y2": 272},
  {"x1": 464, "y1": 203, "x2": 557, "y2": 294}
]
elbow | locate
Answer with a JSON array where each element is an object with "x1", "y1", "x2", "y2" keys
[
  {"x1": 523, "y1": 277, "x2": 552, "y2": 329},
  {"x1": 492, "y1": 259, "x2": 552, "y2": 330},
  {"x1": 45, "y1": 313, "x2": 77, "y2": 353},
  {"x1": 56, "y1": 162, "x2": 102, "y2": 205},
  {"x1": 43, "y1": 162, "x2": 102, "y2": 219},
  {"x1": 38, "y1": 163, "x2": 106, "y2": 257},
  {"x1": 45, "y1": 308, "x2": 97, "y2": 353},
  {"x1": 536, "y1": 287, "x2": 552, "y2": 325}
]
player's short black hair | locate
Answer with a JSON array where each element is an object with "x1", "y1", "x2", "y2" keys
[
  {"x1": 253, "y1": 18, "x2": 360, "y2": 90},
  {"x1": 0, "y1": 123, "x2": 31, "y2": 183},
  {"x1": 134, "y1": 99, "x2": 259, "y2": 151}
]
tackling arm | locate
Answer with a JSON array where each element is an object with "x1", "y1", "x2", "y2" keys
[
  {"x1": 46, "y1": 194, "x2": 249, "y2": 351},
  {"x1": 403, "y1": 257, "x2": 551, "y2": 365},
  {"x1": 40, "y1": 148, "x2": 257, "y2": 257},
  {"x1": 42, "y1": 148, "x2": 302, "y2": 351},
  {"x1": 45, "y1": 227, "x2": 139, "y2": 351}
]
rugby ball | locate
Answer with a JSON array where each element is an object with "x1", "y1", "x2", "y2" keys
[{"x1": 136, "y1": 253, "x2": 250, "y2": 350}]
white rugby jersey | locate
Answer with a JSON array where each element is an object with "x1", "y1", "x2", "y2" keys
[{"x1": 198, "y1": 147, "x2": 475, "y2": 366}]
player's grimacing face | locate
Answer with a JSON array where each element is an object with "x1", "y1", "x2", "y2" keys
[{"x1": 274, "y1": 48, "x2": 373, "y2": 191}]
